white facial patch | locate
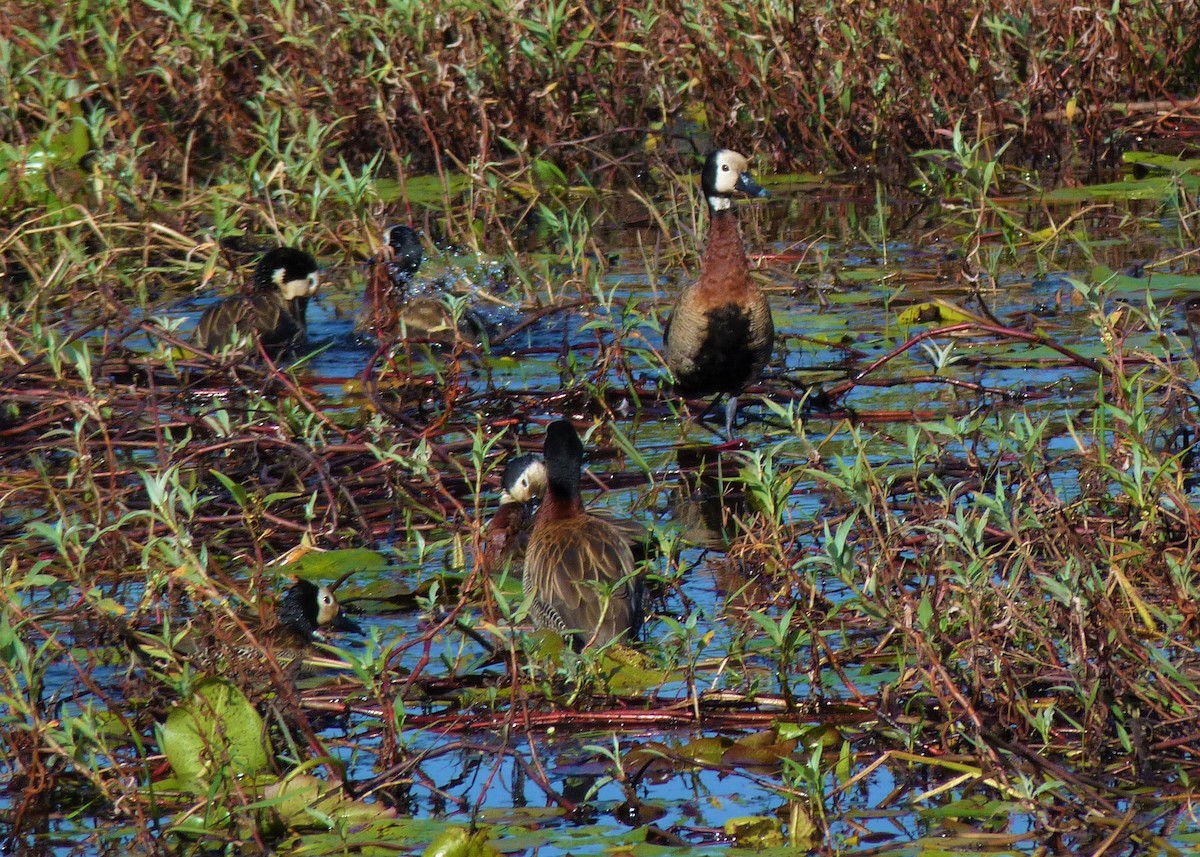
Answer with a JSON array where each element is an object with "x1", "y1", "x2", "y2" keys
[
  {"x1": 505, "y1": 459, "x2": 549, "y2": 503},
  {"x1": 713, "y1": 150, "x2": 750, "y2": 194},
  {"x1": 315, "y1": 587, "x2": 341, "y2": 626},
  {"x1": 278, "y1": 271, "x2": 320, "y2": 300}
]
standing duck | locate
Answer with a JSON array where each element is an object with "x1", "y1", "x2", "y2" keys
[
  {"x1": 664, "y1": 148, "x2": 773, "y2": 435},
  {"x1": 194, "y1": 247, "x2": 319, "y2": 357},
  {"x1": 523, "y1": 420, "x2": 644, "y2": 649}
]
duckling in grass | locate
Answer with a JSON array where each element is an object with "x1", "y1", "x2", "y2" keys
[
  {"x1": 194, "y1": 247, "x2": 319, "y2": 357},
  {"x1": 523, "y1": 420, "x2": 644, "y2": 649},
  {"x1": 664, "y1": 148, "x2": 773, "y2": 436}
]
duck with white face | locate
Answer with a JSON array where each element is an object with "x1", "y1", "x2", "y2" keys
[
  {"x1": 278, "y1": 577, "x2": 363, "y2": 642},
  {"x1": 194, "y1": 246, "x2": 320, "y2": 357},
  {"x1": 483, "y1": 453, "x2": 548, "y2": 573},
  {"x1": 664, "y1": 148, "x2": 774, "y2": 437}
]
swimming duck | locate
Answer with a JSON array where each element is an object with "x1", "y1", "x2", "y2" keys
[
  {"x1": 523, "y1": 420, "x2": 644, "y2": 649},
  {"x1": 275, "y1": 577, "x2": 364, "y2": 642},
  {"x1": 359, "y1": 224, "x2": 480, "y2": 343},
  {"x1": 384, "y1": 223, "x2": 423, "y2": 285},
  {"x1": 664, "y1": 148, "x2": 773, "y2": 435},
  {"x1": 194, "y1": 247, "x2": 319, "y2": 357},
  {"x1": 126, "y1": 577, "x2": 362, "y2": 674}
]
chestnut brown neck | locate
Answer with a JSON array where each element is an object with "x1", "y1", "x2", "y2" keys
[
  {"x1": 698, "y1": 209, "x2": 751, "y2": 295},
  {"x1": 537, "y1": 485, "x2": 584, "y2": 523}
]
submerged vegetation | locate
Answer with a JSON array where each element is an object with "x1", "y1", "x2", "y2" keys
[{"x1": 7, "y1": 1, "x2": 1200, "y2": 855}]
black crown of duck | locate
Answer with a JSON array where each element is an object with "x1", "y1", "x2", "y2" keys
[
  {"x1": 664, "y1": 148, "x2": 774, "y2": 434},
  {"x1": 523, "y1": 420, "x2": 644, "y2": 649},
  {"x1": 194, "y1": 246, "x2": 320, "y2": 356}
]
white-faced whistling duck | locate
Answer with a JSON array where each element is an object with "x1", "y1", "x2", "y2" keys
[
  {"x1": 124, "y1": 577, "x2": 362, "y2": 675},
  {"x1": 484, "y1": 452, "x2": 548, "y2": 573},
  {"x1": 523, "y1": 420, "x2": 644, "y2": 649},
  {"x1": 360, "y1": 224, "x2": 479, "y2": 343},
  {"x1": 664, "y1": 148, "x2": 773, "y2": 436},
  {"x1": 486, "y1": 449, "x2": 650, "y2": 575},
  {"x1": 194, "y1": 247, "x2": 319, "y2": 357}
]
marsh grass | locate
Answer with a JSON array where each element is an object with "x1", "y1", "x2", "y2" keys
[{"x1": 9, "y1": 1, "x2": 1200, "y2": 854}]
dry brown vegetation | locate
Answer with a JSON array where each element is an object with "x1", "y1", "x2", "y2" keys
[{"x1": 6, "y1": 1, "x2": 1200, "y2": 187}]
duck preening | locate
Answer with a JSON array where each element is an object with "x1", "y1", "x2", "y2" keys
[
  {"x1": 523, "y1": 420, "x2": 644, "y2": 649},
  {"x1": 359, "y1": 224, "x2": 480, "y2": 343},
  {"x1": 484, "y1": 453, "x2": 549, "y2": 573},
  {"x1": 485, "y1": 450, "x2": 650, "y2": 574},
  {"x1": 664, "y1": 148, "x2": 774, "y2": 436},
  {"x1": 194, "y1": 247, "x2": 320, "y2": 357}
]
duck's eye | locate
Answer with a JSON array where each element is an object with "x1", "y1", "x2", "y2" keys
[
  {"x1": 321, "y1": 594, "x2": 333, "y2": 606},
  {"x1": 722, "y1": 164, "x2": 730, "y2": 171}
]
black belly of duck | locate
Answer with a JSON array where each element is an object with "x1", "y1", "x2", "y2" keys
[{"x1": 672, "y1": 303, "x2": 771, "y2": 397}]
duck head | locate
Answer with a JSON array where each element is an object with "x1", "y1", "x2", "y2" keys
[
  {"x1": 384, "y1": 224, "x2": 424, "y2": 286},
  {"x1": 278, "y1": 578, "x2": 363, "y2": 641},
  {"x1": 500, "y1": 453, "x2": 549, "y2": 505},
  {"x1": 701, "y1": 149, "x2": 769, "y2": 212},
  {"x1": 253, "y1": 247, "x2": 320, "y2": 299}
]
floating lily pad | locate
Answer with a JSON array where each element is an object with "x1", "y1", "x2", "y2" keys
[
  {"x1": 375, "y1": 173, "x2": 472, "y2": 206},
  {"x1": 724, "y1": 815, "x2": 784, "y2": 848},
  {"x1": 1092, "y1": 263, "x2": 1200, "y2": 296},
  {"x1": 1122, "y1": 151, "x2": 1200, "y2": 174},
  {"x1": 285, "y1": 548, "x2": 390, "y2": 582},
  {"x1": 261, "y1": 773, "x2": 397, "y2": 831},
  {"x1": 157, "y1": 678, "x2": 271, "y2": 791},
  {"x1": 895, "y1": 300, "x2": 988, "y2": 327},
  {"x1": 423, "y1": 826, "x2": 501, "y2": 857},
  {"x1": 1040, "y1": 174, "x2": 1200, "y2": 202}
]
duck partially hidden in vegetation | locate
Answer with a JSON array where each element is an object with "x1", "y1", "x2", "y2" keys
[
  {"x1": 484, "y1": 452, "x2": 548, "y2": 573},
  {"x1": 359, "y1": 224, "x2": 480, "y2": 344},
  {"x1": 126, "y1": 577, "x2": 362, "y2": 676},
  {"x1": 274, "y1": 577, "x2": 363, "y2": 643},
  {"x1": 194, "y1": 247, "x2": 320, "y2": 357},
  {"x1": 523, "y1": 420, "x2": 644, "y2": 649},
  {"x1": 664, "y1": 148, "x2": 773, "y2": 436}
]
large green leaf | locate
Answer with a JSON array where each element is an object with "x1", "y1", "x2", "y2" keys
[{"x1": 157, "y1": 678, "x2": 271, "y2": 791}]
